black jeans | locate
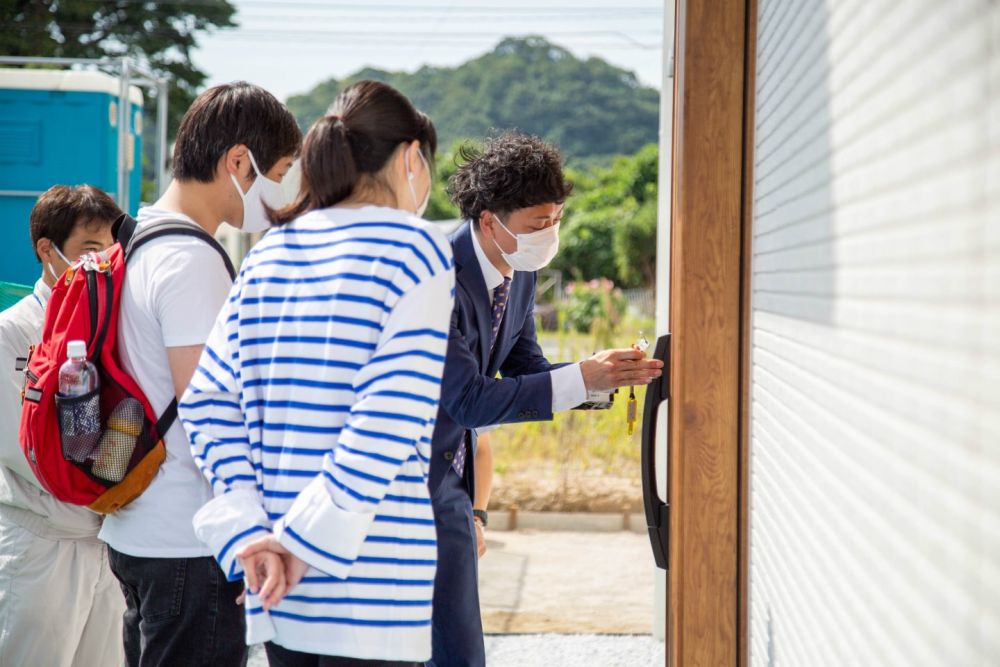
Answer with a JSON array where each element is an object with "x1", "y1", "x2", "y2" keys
[
  {"x1": 265, "y1": 642, "x2": 420, "y2": 667},
  {"x1": 108, "y1": 548, "x2": 247, "y2": 667}
]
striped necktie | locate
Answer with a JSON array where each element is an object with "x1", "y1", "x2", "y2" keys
[
  {"x1": 452, "y1": 276, "x2": 513, "y2": 477},
  {"x1": 490, "y1": 276, "x2": 512, "y2": 349}
]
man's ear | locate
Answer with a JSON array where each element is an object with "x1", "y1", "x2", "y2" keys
[
  {"x1": 478, "y1": 210, "x2": 495, "y2": 237},
  {"x1": 35, "y1": 237, "x2": 53, "y2": 263},
  {"x1": 222, "y1": 144, "x2": 250, "y2": 182}
]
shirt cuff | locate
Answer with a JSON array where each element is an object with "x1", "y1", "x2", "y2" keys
[
  {"x1": 192, "y1": 489, "x2": 272, "y2": 582},
  {"x1": 273, "y1": 474, "x2": 376, "y2": 579},
  {"x1": 551, "y1": 363, "x2": 588, "y2": 412}
]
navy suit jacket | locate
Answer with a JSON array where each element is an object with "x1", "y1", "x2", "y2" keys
[{"x1": 428, "y1": 223, "x2": 561, "y2": 495}]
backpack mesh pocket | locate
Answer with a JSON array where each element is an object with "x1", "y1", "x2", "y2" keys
[
  {"x1": 54, "y1": 368, "x2": 159, "y2": 487},
  {"x1": 89, "y1": 370, "x2": 158, "y2": 486},
  {"x1": 91, "y1": 397, "x2": 144, "y2": 483},
  {"x1": 55, "y1": 389, "x2": 102, "y2": 462}
]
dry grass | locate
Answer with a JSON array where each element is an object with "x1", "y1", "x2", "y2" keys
[{"x1": 488, "y1": 319, "x2": 653, "y2": 511}]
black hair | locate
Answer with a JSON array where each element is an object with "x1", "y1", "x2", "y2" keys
[
  {"x1": 272, "y1": 80, "x2": 436, "y2": 225},
  {"x1": 29, "y1": 185, "x2": 121, "y2": 261},
  {"x1": 448, "y1": 131, "x2": 572, "y2": 224},
  {"x1": 172, "y1": 81, "x2": 302, "y2": 182}
]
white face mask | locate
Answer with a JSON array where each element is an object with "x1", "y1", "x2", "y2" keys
[
  {"x1": 491, "y1": 214, "x2": 561, "y2": 272},
  {"x1": 229, "y1": 150, "x2": 285, "y2": 234},
  {"x1": 47, "y1": 243, "x2": 73, "y2": 281},
  {"x1": 406, "y1": 147, "x2": 431, "y2": 218}
]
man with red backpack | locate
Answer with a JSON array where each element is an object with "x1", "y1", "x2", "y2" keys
[
  {"x1": 0, "y1": 185, "x2": 122, "y2": 666},
  {"x1": 93, "y1": 82, "x2": 301, "y2": 666}
]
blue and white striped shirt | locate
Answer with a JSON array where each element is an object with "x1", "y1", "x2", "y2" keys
[{"x1": 178, "y1": 206, "x2": 454, "y2": 660}]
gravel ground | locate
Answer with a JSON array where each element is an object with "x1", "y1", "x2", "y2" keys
[
  {"x1": 485, "y1": 634, "x2": 665, "y2": 666},
  {"x1": 250, "y1": 634, "x2": 664, "y2": 666}
]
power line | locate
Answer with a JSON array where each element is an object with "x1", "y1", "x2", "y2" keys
[
  {"x1": 208, "y1": 29, "x2": 660, "y2": 38},
  {"x1": 232, "y1": 12, "x2": 660, "y2": 24},
  {"x1": 40, "y1": 23, "x2": 660, "y2": 48},
  {"x1": 205, "y1": 41, "x2": 662, "y2": 53},
  {"x1": 214, "y1": 32, "x2": 661, "y2": 49},
  {"x1": 88, "y1": 0, "x2": 662, "y2": 13},
  {"x1": 235, "y1": 0, "x2": 663, "y2": 9},
  {"x1": 212, "y1": 37, "x2": 661, "y2": 48}
]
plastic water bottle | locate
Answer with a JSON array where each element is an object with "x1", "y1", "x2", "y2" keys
[
  {"x1": 59, "y1": 340, "x2": 98, "y2": 397},
  {"x1": 58, "y1": 340, "x2": 101, "y2": 462}
]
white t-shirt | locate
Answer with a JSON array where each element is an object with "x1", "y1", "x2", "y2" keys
[{"x1": 98, "y1": 208, "x2": 234, "y2": 557}]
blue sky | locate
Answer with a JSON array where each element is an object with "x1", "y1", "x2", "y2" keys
[{"x1": 192, "y1": 0, "x2": 666, "y2": 102}]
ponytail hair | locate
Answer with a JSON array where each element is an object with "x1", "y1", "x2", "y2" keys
[{"x1": 271, "y1": 81, "x2": 436, "y2": 225}]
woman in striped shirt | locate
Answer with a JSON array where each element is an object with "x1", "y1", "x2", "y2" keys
[{"x1": 178, "y1": 80, "x2": 454, "y2": 666}]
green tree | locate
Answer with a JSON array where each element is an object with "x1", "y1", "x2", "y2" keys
[
  {"x1": 0, "y1": 0, "x2": 237, "y2": 138},
  {"x1": 424, "y1": 142, "x2": 463, "y2": 222},
  {"x1": 286, "y1": 37, "x2": 659, "y2": 166},
  {"x1": 552, "y1": 210, "x2": 619, "y2": 282},
  {"x1": 613, "y1": 199, "x2": 657, "y2": 287},
  {"x1": 553, "y1": 144, "x2": 659, "y2": 287}
]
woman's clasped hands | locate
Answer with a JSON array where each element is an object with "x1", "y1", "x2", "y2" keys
[{"x1": 235, "y1": 535, "x2": 310, "y2": 611}]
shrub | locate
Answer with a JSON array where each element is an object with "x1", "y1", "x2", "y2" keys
[{"x1": 561, "y1": 278, "x2": 626, "y2": 348}]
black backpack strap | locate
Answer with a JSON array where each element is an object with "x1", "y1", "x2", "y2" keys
[
  {"x1": 112, "y1": 213, "x2": 138, "y2": 249},
  {"x1": 156, "y1": 398, "x2": 179, "y2": 439},
  {"x1": 125, "y1": 218, "x2": 237, "y2": 281},
  {"x1": 119, "y1": 215, "x2": 235, "y2": 437}
]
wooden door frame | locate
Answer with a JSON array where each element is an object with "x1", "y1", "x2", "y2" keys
[{"x1": 665, "y1": 0, "x2": 757, "y2": 664}]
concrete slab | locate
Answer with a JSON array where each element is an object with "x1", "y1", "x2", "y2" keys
[{"x1": 480, "y1": 530, "x2": 656, "y2": 634}]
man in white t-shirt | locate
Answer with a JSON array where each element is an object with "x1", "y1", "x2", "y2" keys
[
  {"x1": 0, "y1": 185, "x2": 121, "y2": 667},
  {"x1": 99, "y1": 81, "x2": 301, "y2": 666}
]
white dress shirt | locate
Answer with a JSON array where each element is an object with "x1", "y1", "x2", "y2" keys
[{"x1": 469, "y1": 223, "x2": 587, "y2": 415}]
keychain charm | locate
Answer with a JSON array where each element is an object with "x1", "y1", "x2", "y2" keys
[
  {"x1": 627, "y1": 388, "x2": 638, "y2": 435},
  {"x1": 626, "y1": 332, "x2": 648, "y2": 435}
]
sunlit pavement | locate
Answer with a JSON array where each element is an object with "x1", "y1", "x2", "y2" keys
[{"x1": 480, "y1": 530, "x2": 655, "y2": 634}]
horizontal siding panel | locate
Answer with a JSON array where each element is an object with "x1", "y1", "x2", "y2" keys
[
  {"x1": 754, "y1": 317, "x2": 993, "y2": 415},
  {"x1": 749, "y1": 0, "x2": 1000, "y2": 665}
]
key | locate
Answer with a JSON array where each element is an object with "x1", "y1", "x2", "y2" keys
[
  {"x1": 626, "y1": 332, "x2": 650, "y2": 435},
  {"x1": 627, "y1": 387, "x2": 638, "y2": 435}
]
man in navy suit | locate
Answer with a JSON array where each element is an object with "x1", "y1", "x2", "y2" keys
[{"x1": 427, "y1": 133, "x2": 664, "y2": 667}]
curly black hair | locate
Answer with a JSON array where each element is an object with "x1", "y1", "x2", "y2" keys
[{"x1": 448, "y1": 131, "x2": 573, "y2": 224}]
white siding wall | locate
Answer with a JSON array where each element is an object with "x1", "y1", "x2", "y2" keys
[{"x1": 748, "y1": 1, "x2": 1000, "y2": 665}]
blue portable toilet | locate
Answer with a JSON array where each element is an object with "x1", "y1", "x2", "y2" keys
[{"x1": 0, "y1": 69, "x2": 143, "y2": 285}]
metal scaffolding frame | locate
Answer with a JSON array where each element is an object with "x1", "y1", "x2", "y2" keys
[{"x1": 0, "y1": 55, "x2": 170, "y2": 212}]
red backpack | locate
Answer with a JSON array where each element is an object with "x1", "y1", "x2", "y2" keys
[{"x1": 19, "y1": 214, "x2": 235, "y2": 513}]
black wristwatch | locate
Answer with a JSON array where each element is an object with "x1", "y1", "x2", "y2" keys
[{"x1": 472, "y1": 509, "x2": 488, "y2": 528}]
